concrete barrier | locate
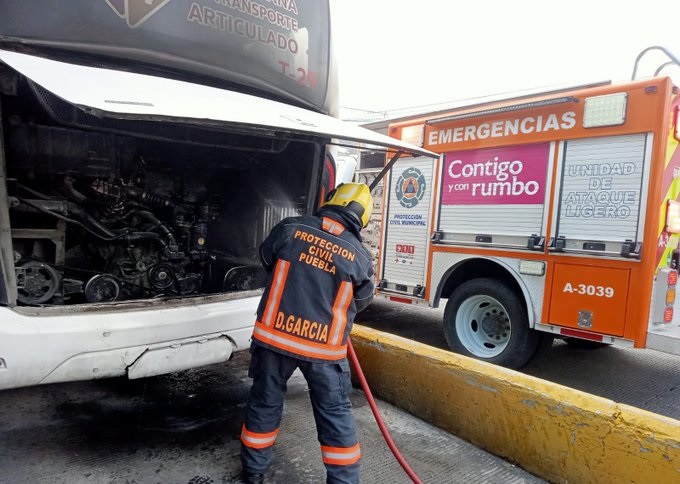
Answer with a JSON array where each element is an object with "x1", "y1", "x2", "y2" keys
[{"x1": 350, "y1": 325, "x2": 680, "y2": 484}]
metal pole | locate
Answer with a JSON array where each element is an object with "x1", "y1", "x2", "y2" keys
[{"x1": 369, "y1": 151, "x2": 402, "y2": 191}]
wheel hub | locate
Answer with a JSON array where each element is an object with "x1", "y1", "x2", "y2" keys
[
  {"x1": 481, "y1": 314, "x2": 507, "y2": 337},
  {"x1": 454, "y1": 294, "x2": 512, "y2": 357}
]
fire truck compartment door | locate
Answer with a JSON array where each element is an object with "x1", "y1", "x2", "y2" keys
[
  {"x1": 436, "y1": 142, "x2": 553, "y2": 248},
  {"x1": 380, "y1": 156, "x2": 436, "y2": 294},
  {"x1": 549, "y1": 263, "x2": 630, "y2": 336},
  {"x1": 551, "y1": 133, "x2": 651, "y2": 257}
]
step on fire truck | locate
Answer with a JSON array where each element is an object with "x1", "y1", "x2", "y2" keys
[{"x1": 375, "y1": 47, "x2": 680, "y2": 368}]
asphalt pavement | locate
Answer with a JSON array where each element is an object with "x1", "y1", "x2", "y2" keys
[{"x1": 0, "y1": 349, "x2": 545, "y2": 484}]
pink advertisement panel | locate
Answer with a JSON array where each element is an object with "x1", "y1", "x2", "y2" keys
[{"x1": 442, "y1": 143, "x2": 550, "y2": 205}]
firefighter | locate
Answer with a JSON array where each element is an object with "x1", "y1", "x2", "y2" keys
[{"x1": 240, "y1": 182, "x2": 375, "y2": 484}]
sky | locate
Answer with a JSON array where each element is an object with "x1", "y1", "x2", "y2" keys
[{"x1": 331, "y1": 0, "x2": 680, "y2": 121}]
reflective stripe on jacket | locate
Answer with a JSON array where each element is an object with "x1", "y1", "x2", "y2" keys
[{"x1": 253, "y1": 213, "x2": 374, "y2": 363}]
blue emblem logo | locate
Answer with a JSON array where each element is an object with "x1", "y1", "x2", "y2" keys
[{"x1": 396, "y1": 167, "x2": 426, "y2": 208}]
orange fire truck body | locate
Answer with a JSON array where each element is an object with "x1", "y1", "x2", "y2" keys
[{"x1": 377, "y1": 75, "x2": 680, "y2": 367}]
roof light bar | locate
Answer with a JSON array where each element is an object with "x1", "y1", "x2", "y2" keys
[{"x1": 426, "y1": 96, "x2": 579, "y2": 125}]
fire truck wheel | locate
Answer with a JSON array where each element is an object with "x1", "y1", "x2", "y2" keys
[{"x1": 443, "y1": 278, "x2": 540, "y2": 369}]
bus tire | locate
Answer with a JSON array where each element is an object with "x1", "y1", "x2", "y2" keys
[{"x1": 443, "y1": 278, "x2": 539, "y2": 369}]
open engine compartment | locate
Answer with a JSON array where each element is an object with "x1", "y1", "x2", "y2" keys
[{"x1": 0, "y1": 63, "x2": 319, "y2": 307}]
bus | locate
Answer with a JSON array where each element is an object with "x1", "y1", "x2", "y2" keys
[{"x1": 0, "y1": 0, "x2": 432, "y2": 390}]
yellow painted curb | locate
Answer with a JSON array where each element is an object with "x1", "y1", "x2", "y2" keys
[{"x1": 350, "y1": 325, "x2": 680, "y2": 484}]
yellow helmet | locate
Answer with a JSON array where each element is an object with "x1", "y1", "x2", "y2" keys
[{"x1": 324, "y1": 183, "x2": 373, "y2": 228}]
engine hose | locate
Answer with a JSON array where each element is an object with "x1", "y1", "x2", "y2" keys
[
  {"x1": 347, "y1": 340, "x2": 424, "y2": 484},
  {"x1": 131, "y1": 210, "x2": 179, "y2": 250},
  {"x1": 16, "y1": 197, "x2": 128, "y2": 241},
  {"x1": 123, "y1": 231, "x2": 167, "y2": 247},
  {"x1": 67, "y1": 202, "x2": 118, "y2": 239}
]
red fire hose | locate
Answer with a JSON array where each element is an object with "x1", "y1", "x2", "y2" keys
[{"x1": 347, "y1": 340, "x2": 424, "y2": 484}]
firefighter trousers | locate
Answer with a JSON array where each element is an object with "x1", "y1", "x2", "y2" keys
[{"x1": 240, "y1": 345, "x2": 361, "y2": 484}]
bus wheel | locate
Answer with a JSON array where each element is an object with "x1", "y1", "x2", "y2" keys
[{"x1": 443, "y1": 278, "x2": 539, "y2": 369}]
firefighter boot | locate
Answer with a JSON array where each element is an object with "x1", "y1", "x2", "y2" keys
[{"x1": 240, "y1": 470, "x2": 265, "y2": 484}]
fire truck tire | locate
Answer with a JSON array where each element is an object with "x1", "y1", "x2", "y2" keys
[{"x1": 443, "y1": 278, "x2": 540, "y2": 369}]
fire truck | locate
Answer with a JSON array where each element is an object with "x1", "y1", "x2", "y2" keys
[{"x1": 376, "y1": 47, "x2": 680, "y2": 368}]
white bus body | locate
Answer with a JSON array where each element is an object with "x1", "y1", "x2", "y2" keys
[{"x1": 0, "y1": 2, "x2": 431, "y2": 390}]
